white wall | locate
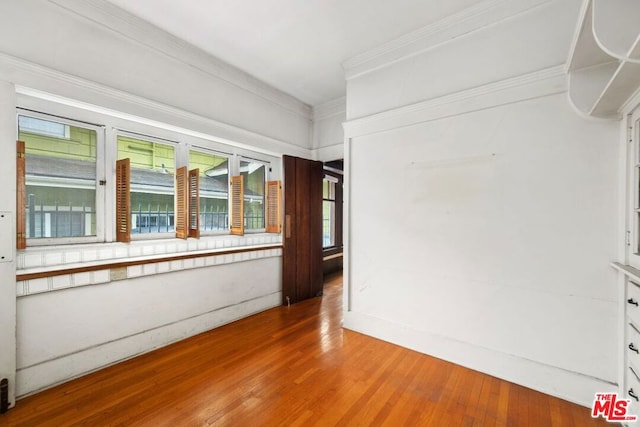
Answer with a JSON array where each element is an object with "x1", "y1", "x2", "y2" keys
[
  {"x1": 312, "y1": 97, "x2": 345, "y2": 162},
  {"x1": 0, "y1": 81, "x2": 17, "y2": 407},
  {"x1": 345, "y1": 93, "x2": 619, "y2": 404},
  {"x1": 0, "y1": 0, "x2": 309, "y2": 398},
  {"x1": 346, "y1": 0, "x2": 580, "y2": 120},
  {"x1": 343, "y1": 0, "x2": 620, "y2": 406},
  {"x1": 17, "y1": 256, "x2": 281, "y2": 396}
]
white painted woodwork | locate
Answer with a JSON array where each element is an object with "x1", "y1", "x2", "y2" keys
[
  {"x1": 0, "y1": 0, "x2": 633, "y2": 410},
  {"x1": 345, "y1": 0, "x2": 579, "y2": 120},
  {"x1": 342, "y1": 0, "x2": 552, "y2": 81},
  {"x1": 0, "y1": 80, "x2": 16, "y2": 408},
  {"x1": 342, "y1": 0, "x2": 620, "y2": 406},
  {"x1": 6, "y1": 88, "x2": 286, "y2": 396},
  {"x1": 0, "y1": 214, "x2": 13, "y2": 263},
  {"x1": 343, "y1": 66, "x2": 567, "y2": 140},
  {"x1": 592, "y1": 0, "x2": 640, "y2": 62},
  {"x1": 611, "y1": 263, "x2": 640, "y2": 424},
  {"x1": 312, "y1": 97, "x2": 345, "y2": 162},
  {"x1": 16, "y1": 256, "x2": 281, "y2": 397},
  {"x1": 345, "y1": 91, "x2": 619, "y2": 406},
  {"x1": 0, "y1": 0, "x2": 312, "y2": 152},
  {"x1": 567, "y1": 0, "x2": 640, "y2": 119},
  {"x1": 615, "y1": 106, "x2": 640, "y2": 426},
  {"x1": 0, "y1": 0, "x2": 296, "y2": 398}
]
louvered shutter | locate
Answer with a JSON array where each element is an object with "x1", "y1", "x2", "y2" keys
[
  {"x1": 115, "y1": 158, "x2": 131, "y2": 243},
  {"x1": 175, "y1": 166, "x2": 188, "y2": 239},
  {"x1": 188, "y1": 168, "x2": 200, "y2": 238},
  {"x1": 230, "y1": 175, "x2": 244, "y2": 236},
  {"x1": 16, "y1": 141, "x2": 26, "y2": 249},
  {"x1": 265, "y1": 180, "x2": 281, "y2": 233}
]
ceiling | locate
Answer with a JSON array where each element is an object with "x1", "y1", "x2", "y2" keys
[{"x1": 103, "y1": 0, "x2": 485, "y2": 107}]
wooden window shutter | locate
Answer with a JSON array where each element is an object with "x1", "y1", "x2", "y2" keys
[
  {"x1": 16, "y1": 141, "x2": 26, "y2": 249},
  {"x1": 175, "y1": 166, "x2": 188, "y2": 239},
  {"x1": 230, "y1": 175, "x2": 244, "y2": 236},
  {"x1": 265, "y1": 180, "x2": 281, "y2": 233},
  {"x1": 115, "y1": 158, "x2": 131, "y2": 243},
  {"x1": 188, "y1": 168, "x2": 200, "y2": 238}
]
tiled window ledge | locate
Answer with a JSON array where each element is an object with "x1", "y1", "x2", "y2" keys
[
  {"x1": 18, "y1": 234, "x2": 282, "y2": 270},
  {"x1": 16, "y1": 234, "x2": 283, "y2": 297}
]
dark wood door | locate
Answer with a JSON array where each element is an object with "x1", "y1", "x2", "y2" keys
[{"x1": 283, "y1": 155, "x2": 323, "y2": 305}]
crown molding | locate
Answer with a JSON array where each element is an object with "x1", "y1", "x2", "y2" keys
[
  {"x1": 311, "y1": 143, "x2": 344, "y2": 162},
  {"x1": 621, "y1": 84, "x2": 640, "y2": 115},
  {"x1": 47, "y1": 0, "x2": 312, "y2": 120},
  {"x1": 342, "y1": 0, "x2": 552, "y2": 80},
  {"x1": 0, "y1": 51, "x2": 311, "y2": 158},
  {"x1": 344, "y1": 65, "x2": 567, "y2": 139},
  {"x1": 313, "y1": 97, "x2": 347, "y2": 121}
]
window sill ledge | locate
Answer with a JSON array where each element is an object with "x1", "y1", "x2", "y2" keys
[
  {"x1": 16, "y1": 234, "x2": 282, "y2": 297},
  {"x1": 18, "y1": 234, "x2": 281, "y2": 270}
]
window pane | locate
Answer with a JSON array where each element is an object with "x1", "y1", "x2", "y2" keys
[
  {"x1": 322, "y1": 179, "x2": 337, "y2": 248},
  {"x1": 241, "y1": 160, "x2": 265, "y2": 230},
  {"x1": 323, "y1": 200, "x2": 336, "y2": 248},
  {"x1": 189, "y1": 150, "x2": 229, "y2": 231},
  {"x1": 323, "y1": 179, "x2": 335, "y2": 200},
  {"x1": 19, "y1": 116, "x2": 69, "y2": 139},
  {"x1": 117, "y1": 136, "x2": 175, "y2": 234},
  {"x1": 19, "y1": 115, "x2": 97, "y2": 239}
]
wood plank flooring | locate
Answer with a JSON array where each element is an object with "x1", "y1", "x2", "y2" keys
[{"x1": 3, "y1": 273, "x2": 611, "y2": 426}]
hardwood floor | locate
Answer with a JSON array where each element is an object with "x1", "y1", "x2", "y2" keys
[{"x1": 3, "y1": 273, "x2": 610, "y2": 426}]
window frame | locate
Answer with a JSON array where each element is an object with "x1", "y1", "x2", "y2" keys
[
  {"x1": 15, "y1": 97, "x2": 281, "y2": 250},
  {"x1": 322, "y1": 168, "x2": 343, "y2": 257},
  {"x1": 239, "y1": 156, "x2": 269, "y2": 233},
  {"x1": 322, "y1": 174, "x2": 338, "y2": 249},
  {"x1": 17, "y1": 109, "x2": 106, "y2": 246},
  {"x1": 188, "y1": 146, "x2": 232, "y2": 236},
  {"x1": 115, "y1": 130, "x2": 180, "y2": 241}
]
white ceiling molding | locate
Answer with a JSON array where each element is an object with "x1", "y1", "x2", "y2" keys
[
  {"x1": 344, "y1": 65, "x2": 566, "y2": 139},
  {"x1": 17, "y1": 86, "x2": 307, "y2": 160},
  {"x1": 567, "y1": 0, "x2": 640, "y2": 119},
  {"x1": 342, "y1": 0, "x2": 552, "y2": 80},
  {"x1": 312, "y1": 143, "x2": 344, "y2": 163},
  {"x1": 313, "y1": 97, "x2": 347, "y2": 121},
  {"x1": 0, "y1": 52, "x2": 311, "y2": 158},
  {"x1": 47, "y1": 0, "x2": 313, "y2": 120}
]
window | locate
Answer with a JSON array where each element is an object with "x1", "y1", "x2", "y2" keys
[
  {"x1": 321, "y1": 163, "x2": 343, "y2": 255},
  {"x1": 18, "y1": 112, "x2": 102, "y2": 243},
  {"x1": 16, "y1": 105, "x2": 280, "y2": 249},
  {"x1": 240, "y1": 159, "x2": 266, "y2": 231},
  {"x1": 323, "y1": 175, "x2": 338, "y2": 248},
  {"x1": 189, "y1": 150, "x2": 229, "y2": 232},
  {"x1": 117, "y1": 134, "x2": 176, "y2": 235}
]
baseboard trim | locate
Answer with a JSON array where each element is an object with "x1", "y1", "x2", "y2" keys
[
  {"x1": 343, "y1": 310, "x2": 615, "y2": 407},
  {"x1": 16, "y1": 292, "x2": 281, "y2": 398}
]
